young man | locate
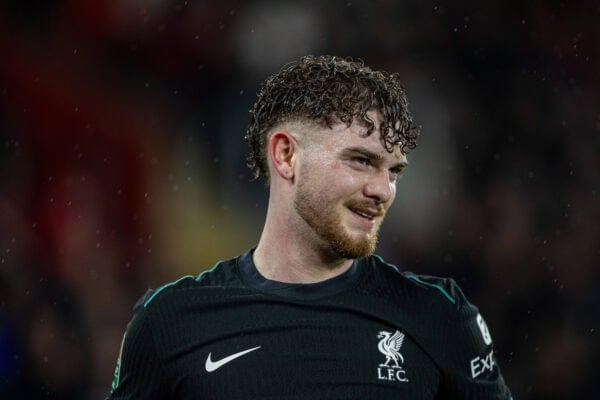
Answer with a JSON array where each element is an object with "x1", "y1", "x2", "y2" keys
[{"x1": 108, "y1": 56, "x2": 512, "y2": 399}]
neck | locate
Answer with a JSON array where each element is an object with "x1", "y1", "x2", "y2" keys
[{"x1": 253, "y1": 194, "x2": 353, "y2": 284}]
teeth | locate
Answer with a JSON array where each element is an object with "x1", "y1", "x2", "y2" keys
[{"x1": 353, "y1": 209, "x2": 373, "y2": 219}]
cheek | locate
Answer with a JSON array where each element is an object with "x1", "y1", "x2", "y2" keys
[
  {"x1": 389, "y1": 184, "x2": 397, "y2": 203},
  {"x1": 303, "y1": 157, "x2": 343, "y2": 188}
]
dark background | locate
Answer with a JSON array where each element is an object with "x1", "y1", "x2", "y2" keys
[{"x1": 0, "y1": 1, "x2": 598, "y2": 399}]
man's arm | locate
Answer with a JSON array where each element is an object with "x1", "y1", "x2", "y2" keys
[
  {"x1": 439, "y1": 280, "x2": 512, "y2": 399},
  {"x1": 107, "y1": 294, "x2": 169, "y2": 399}
]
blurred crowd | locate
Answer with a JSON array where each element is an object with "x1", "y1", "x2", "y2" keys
[{"x1": 0, "y1": 1, "x2": 598, "y2": 399}]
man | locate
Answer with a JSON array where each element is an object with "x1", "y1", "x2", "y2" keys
[{"x1": 108, "y1": 55, "x2": 512, "y2": 399}]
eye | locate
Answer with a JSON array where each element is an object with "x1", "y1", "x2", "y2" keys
[
  {"x1": 352, "y1": 156, "x2": 370, "y2": 166},
  {"x1": 389, "y1": 167, "x2": 405, "y2": 181}
]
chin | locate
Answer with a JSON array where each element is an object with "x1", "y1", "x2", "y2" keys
[{"x1": 332, "y1": 234, "x2": 378, "y2": 259}]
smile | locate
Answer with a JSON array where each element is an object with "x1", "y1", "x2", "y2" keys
[{"x1": 349, "y1": 207, "x2": 377, "y2": 221}]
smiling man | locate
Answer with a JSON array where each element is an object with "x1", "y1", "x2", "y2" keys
[{"x1": 108, "y1": 56, "x2": 512, "y2": 399}]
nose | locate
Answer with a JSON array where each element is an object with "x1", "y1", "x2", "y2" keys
[{"x1": 363, "y1": 170, "x2": 394, "y2": 205}]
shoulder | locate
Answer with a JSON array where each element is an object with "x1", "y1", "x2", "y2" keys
[
  {"x1": 367, "y1": 254, "x2": 476, "y2": 318},
  {"x1": 139, "y1": 257, "x2": 241, "y2": 310}
]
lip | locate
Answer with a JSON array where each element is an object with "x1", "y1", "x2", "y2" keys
[{"x1": 348, "y1": 207, "x2": 377, "y2": 228}]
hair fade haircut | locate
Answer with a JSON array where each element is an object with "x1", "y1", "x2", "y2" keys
[{"x1": 245, "y1": 55, "x2": 420, "y2": 182}]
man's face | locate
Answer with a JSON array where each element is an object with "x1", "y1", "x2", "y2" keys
[{"x1": 293, "y1": 112, "x2": 407, "y2": 259}]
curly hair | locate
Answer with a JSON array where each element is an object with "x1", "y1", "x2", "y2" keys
[{"x1": 244, "y1": 55, "x2": 420, "y2": 182}]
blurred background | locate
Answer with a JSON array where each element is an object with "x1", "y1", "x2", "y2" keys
[{"x1": 0, "y1": 0, "x2": 598, "y2": 399}]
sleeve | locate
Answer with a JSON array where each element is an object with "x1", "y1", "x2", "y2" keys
[
  {"x1": 439, "y1": 280, "x2": 513, "y2": 400},
  {"x1": 107, "y1": 292, "x2": 170, "y2": 400}
]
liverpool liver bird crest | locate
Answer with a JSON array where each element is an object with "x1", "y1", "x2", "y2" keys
[{"x1": 377, "y1": 330, "x2": 405, "y2": 367}]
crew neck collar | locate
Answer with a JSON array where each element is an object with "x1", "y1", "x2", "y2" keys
[{"x1": 237, "y1": 249, "x2": 363, "y2": 300}]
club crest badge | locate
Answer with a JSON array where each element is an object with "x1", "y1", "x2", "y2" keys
[
  {"x1": 111, "y1": 332, "x2": 126, "y2": 393},
  {"x1": 377, "y1": 330, "x2": 409, "y2": 382}
]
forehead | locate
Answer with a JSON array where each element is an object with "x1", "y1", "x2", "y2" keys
[{"x1": 317, "y1": 114, "x2": 407, "y2": 164}]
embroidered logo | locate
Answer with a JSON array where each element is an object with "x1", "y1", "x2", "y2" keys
[
  {"x1": 205, "y1": 346, "x2": 261, "y2": 372},
  {"x1": 476, "y1": 314, "x2": 493, "y2": 345},
  {"x1": 376, "y1": 330, "x2": 409, "y2": 382},
  {"x1": 111, "y1": 332, "x2": 127, "y2": 392}
]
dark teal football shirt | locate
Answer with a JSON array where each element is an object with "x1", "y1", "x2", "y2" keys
[{"x1": 108, "y1": 250, "x2": 512, "y2": 399}]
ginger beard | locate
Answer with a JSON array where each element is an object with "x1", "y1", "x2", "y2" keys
[{"x1": 294, "y1": 177, "x2": 386, "y2": 260}]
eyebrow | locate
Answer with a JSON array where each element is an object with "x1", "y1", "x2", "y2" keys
[{"x1": 343, "y1": 147, "x2": 408, "y2": 169}]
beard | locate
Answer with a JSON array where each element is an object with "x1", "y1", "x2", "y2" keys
[{"x1": 294, "y1": 180, "x2": 383, "y2": 260}]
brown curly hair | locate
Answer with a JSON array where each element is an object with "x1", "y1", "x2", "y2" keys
[{"x1": 244, "y1": 55, "x2": 420, "y2": 182}]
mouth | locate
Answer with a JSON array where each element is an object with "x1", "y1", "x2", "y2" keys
[{"x1": 348, "y1": 206, "x2": 379, "y2": 221}]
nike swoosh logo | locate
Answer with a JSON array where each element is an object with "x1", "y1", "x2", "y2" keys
[{"x1": 205, "y1": 346, "x2": 261, "y2": 372}]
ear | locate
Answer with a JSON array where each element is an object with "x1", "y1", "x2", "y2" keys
[{"x1": 268, "y1": 131, "x2": 297, "y2": 181}]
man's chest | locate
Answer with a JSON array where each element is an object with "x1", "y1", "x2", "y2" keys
[{"x1": 157, "y1": 299, "x2": 441, "y2": 399}]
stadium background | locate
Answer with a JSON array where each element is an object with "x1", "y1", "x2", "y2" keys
[{"x1": 0, "y1": 1, "x2": 597, "y2": 399}]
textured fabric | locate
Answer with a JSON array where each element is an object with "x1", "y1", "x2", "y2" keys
[{"x1": 108, "y1": 250, "x2": 512, "y2": 399}]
